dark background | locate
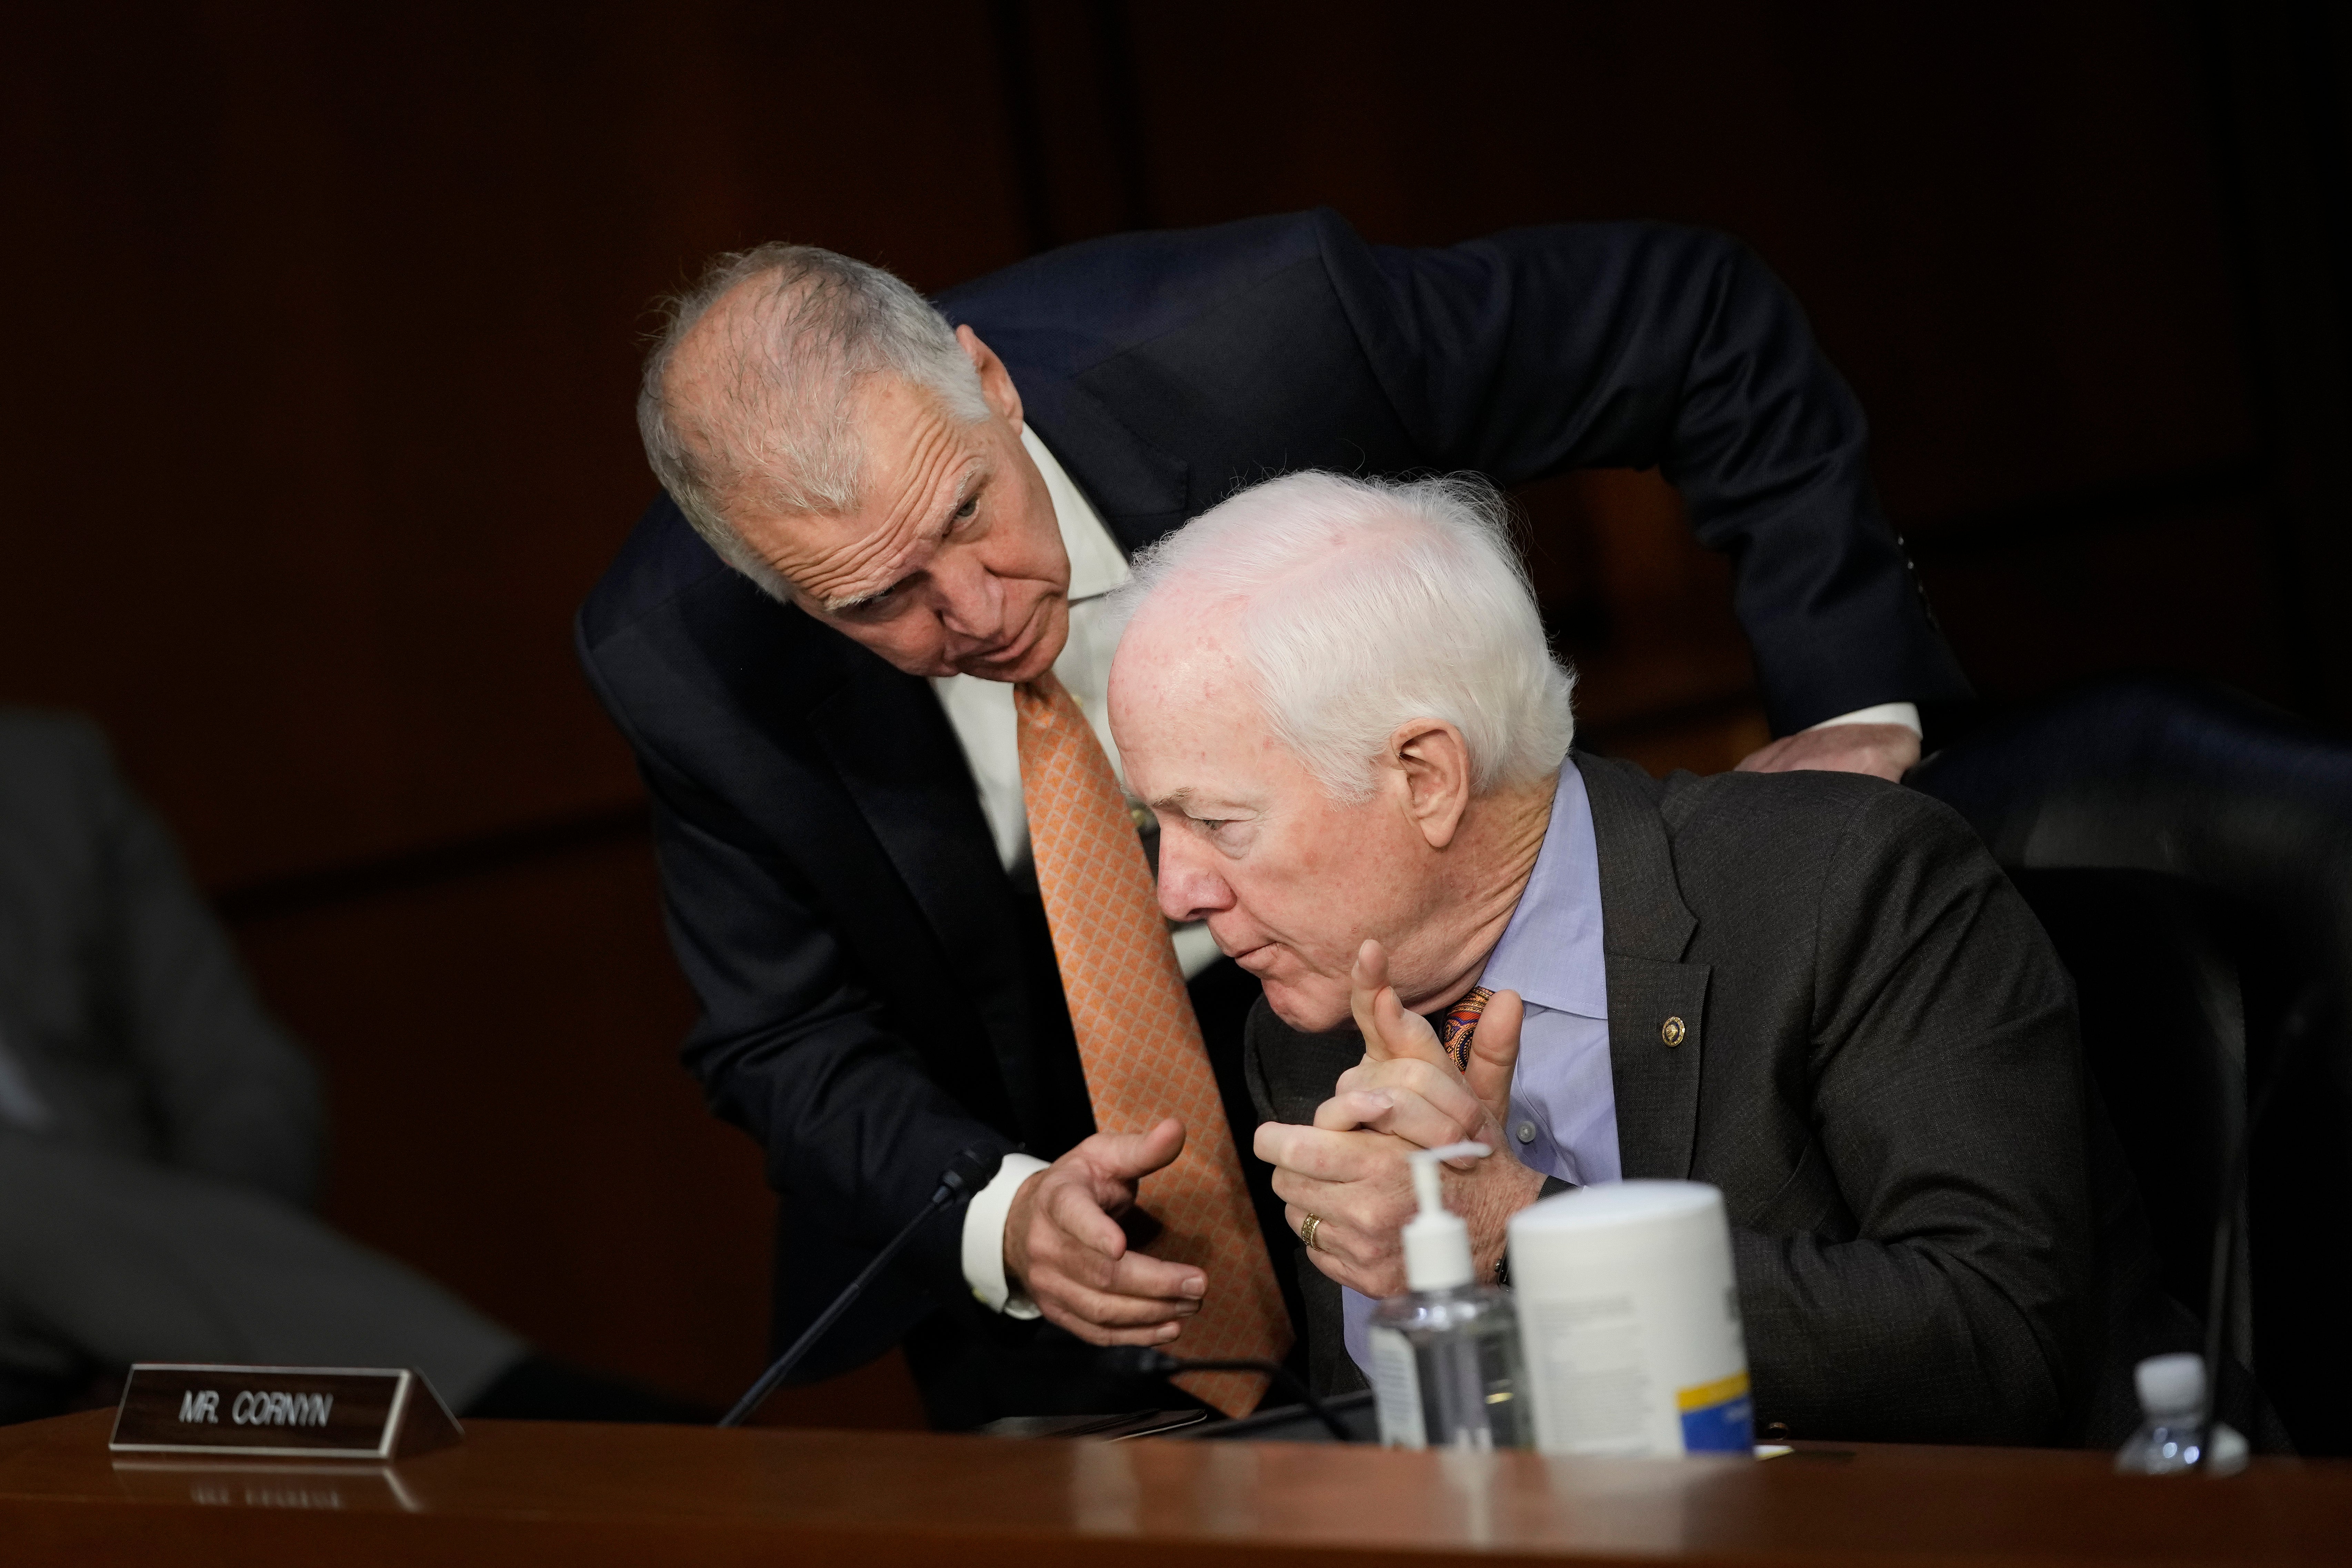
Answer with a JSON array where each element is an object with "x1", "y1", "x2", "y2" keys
[{"x1": 5, "y1": 2, "x2": 2347, "y2": 1425}]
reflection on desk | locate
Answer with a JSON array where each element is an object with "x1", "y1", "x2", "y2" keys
[
  {"x1": 107, "y1": 1458, "x2": 422, "y2": 1514},
  {"x1": 0, "y1": 1409, "x2": 2345, "y2": 1567}
]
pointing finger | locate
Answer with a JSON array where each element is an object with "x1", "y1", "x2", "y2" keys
[
  {"x1": 1350, "y1": 939, "x2": 1392, "y2": 1059},
  {"x1": 1371, "y1": 976, "x2": 1452, "y2": 1070},
  {"x1": 1042, "y1": 1172, "x2": 1132, "y2": 1266},
  {"x1": 1108, "y1": 1248, "x2": 1208, "y2": 1303}
]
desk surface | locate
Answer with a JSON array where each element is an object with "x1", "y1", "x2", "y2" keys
[{"x1": 2, "y1": 1409, "x2": 2345, "y2": 1567}]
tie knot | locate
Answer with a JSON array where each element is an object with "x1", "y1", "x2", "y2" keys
[
  {"x1": 1436, "y1": 986, "x2": 1496, "y2": 1072},
  {"x1": 1015, "y1": 669, "x2": 1083, "y2": 730}
]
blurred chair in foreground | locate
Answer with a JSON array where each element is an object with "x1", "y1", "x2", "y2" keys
[
  {"x1": 1912, "y1": 677, "x2": 2352, "y2": 1455},
  {"x1": 0, "y1": 708, "x2": 704, "y2": 1425}
]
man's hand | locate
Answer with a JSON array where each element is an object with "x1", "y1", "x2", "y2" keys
[
  {"x1": 1736, "y1": 722, "x2": 1919, "y2": 782},
  {"x1": 1252, "y1": 941, "x2": 1545, "y2": 1296},
  {"x1": 1349, "y1": 939, "x2": 1521, "y2": 1136},
  {"x1": 1003, "y1": 1118, "x2": 1207, "y2": 1346}
]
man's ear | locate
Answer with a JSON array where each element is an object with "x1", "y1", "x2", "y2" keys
[
  {"x1": 1391, "y1": 721, "x2": 1473, "y2": 849},
  {"x1": 957, "y1": 325, "x2": 1024, "y2": 429}
]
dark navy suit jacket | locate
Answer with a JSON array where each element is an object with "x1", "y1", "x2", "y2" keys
[{"x1": 575, "y1": 210, "x2": 1973, "y2": 1383}]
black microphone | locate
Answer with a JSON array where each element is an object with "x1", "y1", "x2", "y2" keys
[
  {"x1": 719, "y1": 1147, "x2": 999, "y2": 1428},
  {"x1": 1100, "y1": 1347, "x2": 1354, "y2": 1443},
  {"x1": 2197, "y1": 983, "x2": 2323, "y2": 1467}
]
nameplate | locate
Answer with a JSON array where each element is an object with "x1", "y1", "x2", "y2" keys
[{"x1": 109, "y1": 1365, "x2": 463, "y2": 1461}]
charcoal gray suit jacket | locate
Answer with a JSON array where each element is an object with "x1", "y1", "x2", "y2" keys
[{"x1": 1248, "y1": 752, "x2": 2153, "y2": 1447}]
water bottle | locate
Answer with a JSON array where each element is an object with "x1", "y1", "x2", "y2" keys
[{"x1": 2115, "y1": 1353, "x2": 2248, "y2": 1476}]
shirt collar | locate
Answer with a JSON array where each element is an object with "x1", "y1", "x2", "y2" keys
[
  {"x1": 1023, "y1": 424, "x2": 1129, "y2": 604},
  {"x1": 1478, "y1": 760, "x2": 1607, "y2": 1019}
]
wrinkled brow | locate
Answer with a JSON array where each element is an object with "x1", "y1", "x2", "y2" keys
[{"x1": 822, "y1": 461, "x2": 982, "y2": 612}]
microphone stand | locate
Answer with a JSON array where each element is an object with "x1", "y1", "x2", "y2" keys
[
  {"x1": 2195, "y1": 985, "x2": 2322, "y2": 1468},
  {"x1": 720, "y1": 1149, "x2": 995, "y2": 1428}
]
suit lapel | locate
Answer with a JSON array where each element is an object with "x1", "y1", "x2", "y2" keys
[
  {"x1": 805, "y1": 651, "x2": 1049, "y2": 1123},
  {"x1": 1575, "y1": 754, "x2": 1712, "y2": 1181},
  {"x1": 1016, "y1": 370, "x2": 1193, "y2": 553}
]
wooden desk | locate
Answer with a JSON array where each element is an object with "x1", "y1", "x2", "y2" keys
[{"x1": 2, "y1": 1409, "x2": 2344, "y2": 1566}]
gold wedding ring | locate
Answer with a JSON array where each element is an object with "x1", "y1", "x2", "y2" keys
[{"x1": 1300, "y1": 1212, "x2": 1324, "y2": 1252}]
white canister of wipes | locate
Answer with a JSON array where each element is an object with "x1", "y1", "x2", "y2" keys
[{"x1": 1506, "y1": 1180, "x2": 1751, "y2": 1458}]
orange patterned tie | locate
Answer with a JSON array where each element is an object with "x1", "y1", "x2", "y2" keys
[
  {"x1": 1015, "y1": 671, "x2": 1291, "y2": 1416},
  {"x1": 1436, "y1": 986, "x2": 1495, "y2": 1072}
]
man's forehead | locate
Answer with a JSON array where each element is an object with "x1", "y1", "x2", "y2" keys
[
  {"x1": 848, "y1": 374, "x2": 964, "y2": 475},
  {"x1": 1117, "y1": 611, "x2": 1265, "y2": 756},
  {"x1": 733, "y1": 381, "x2": 979, "y2": 603},
  {"x1": 669, "y1": 290, "x2": 941, "y2": 483},
  {"x1": 1120, "y1": 595, "x2": 1248, "y2": 682}
]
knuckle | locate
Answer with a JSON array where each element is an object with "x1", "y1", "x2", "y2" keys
[
  {"x1": 1060, "y1": 1286, "x2": 1119, "y2": 1325},
  {"x1": 1301, "y1": 1136, "x2": 1351, "y2": 1180}
]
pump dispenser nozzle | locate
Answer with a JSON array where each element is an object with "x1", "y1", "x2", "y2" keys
[{"x1": 1404, "y1": 1142, "x2": 1491, "y2": 1291}]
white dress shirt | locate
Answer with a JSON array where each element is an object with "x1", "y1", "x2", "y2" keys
[{"x1": 1812, "y1": 701, "x2": 1920, "y2": 735}]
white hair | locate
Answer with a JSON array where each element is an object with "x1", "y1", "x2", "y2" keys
[
  {"x1": 636, "y1": 244, "x2": 992, "y2": 600},
  {"x1": 1113, "y1": 471, "x2": 1577, "y2": 801}
]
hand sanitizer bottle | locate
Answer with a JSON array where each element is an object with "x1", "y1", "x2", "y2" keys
[
  {"x1": 2115, "y1": 1353, "x2": 2249, "y2": 1476},
  {"x1": 1368, "y1": 1142, "x2": 1530, "y2": 1450}
]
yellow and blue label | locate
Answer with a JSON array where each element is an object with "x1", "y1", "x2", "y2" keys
[{"x1": 1676, "y1": 1370, "x2": 1752, "y2": 1453}]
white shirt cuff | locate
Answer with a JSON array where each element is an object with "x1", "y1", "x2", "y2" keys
[
  {"x1": 1806, "y1": 701, "x2": 1922, "y2": 736},
  {"x1": 961, "y1": 1153, "x2": 1051, "y2": 1318}
]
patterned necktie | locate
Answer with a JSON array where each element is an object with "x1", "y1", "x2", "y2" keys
[
  {"x1": 1014, "y1": 671, "x2": 1291, "y2": 1416},
  {"x1": 1436, "y1": 986, "x2": 1496, "y2": 1072}
]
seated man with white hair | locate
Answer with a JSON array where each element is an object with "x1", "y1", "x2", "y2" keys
[{"x1": 1105, "y1": 470, "x2": 2176, "y2": 1444}]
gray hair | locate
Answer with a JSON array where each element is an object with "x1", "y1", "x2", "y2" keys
[
  {"x1": 1113, "y1": 471, "x2": 1576, "y2": 801},
  {"x1": 636, "y1": 244, "x2": 992, "y2": 599}
]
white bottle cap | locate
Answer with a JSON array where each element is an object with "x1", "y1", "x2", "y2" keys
[
  {"x1": 1403, "y1": 1142, "x2": 1489, "y2": 1292},
  {"x1": 2135, "y1": 1354, "x2": 2205, "y2": 1419}
]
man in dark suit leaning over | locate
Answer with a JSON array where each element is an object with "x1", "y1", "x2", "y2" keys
[
  {"x1": 578, "y1": 212, "x2": 1974, "y2": 1427},
  {"x1": 1106, "y1": 470, "x2": 2108, "y2": 1444}
]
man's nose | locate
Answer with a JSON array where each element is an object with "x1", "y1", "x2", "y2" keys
[
  {"x1": 927, "y1": 549, "x2": 1002, "y2": 642},
  {"x1": 1155, "y1": 831, "x2": 1234, "y2": 923}
]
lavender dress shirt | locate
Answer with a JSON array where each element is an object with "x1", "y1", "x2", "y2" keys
[{"x1": 1341, "y1": 759, "x2": 1619, "y2": 1376}]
